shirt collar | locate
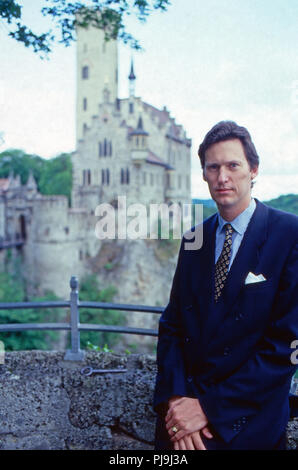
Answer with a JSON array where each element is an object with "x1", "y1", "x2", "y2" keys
[{"x1": 217, "y1": 198, "x2": 256, "y2": 235}]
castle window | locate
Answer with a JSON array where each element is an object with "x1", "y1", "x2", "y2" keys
[
  {"x1": 116, "y1": 98, "x2": 121, "y2": 111},
  {"x1": 109, "y1": 142, "x2": 112, "y2": 156},
  {"x1": 136, "y1": 137, "x2": 139, "y2": 147},
  {"x1": 83, "y1": 97, "x2": 87, "y2": 111},
  {"x1": 98, "y1": 142, "x2": 102, "y2": 157},
  {"x1": 129, "y1": 103, "x2": 134, "y2": 114},
  {"x1": 64, "y1": 227, "x2": 69, "y2": 235},
  {"x1": 150, "y1": 173, "x2": 154, "y2": 186},
  {"x1": 121, "y1": 168, "x2": 130, "y2": 185},
  {"x1": 83, "y1": 123, "x2": 87, "y2": 134},
  {"x1": 104, "y1": 138, "x2": 108, "y2": 157},
  {"x1": 87, "y1": 169, "x2": 91, "y2": 185},
  {"x1": 82, "y1": 66, "x2": 89, "y2": 79},
  {"x1": 79, "y1": 250, "x2": 83, "y2": 260},
  {"x1": 178, "y1": 175, "x2": 182, "y2": 189},
  {"x1": 102, "y1": 169, "x2": 110, "y2": 186},
  {"x1": 143, "y1": 172, "x2": 147, "y2": 185},
  {"x1": 166, "y1": 173, "x2": 170, "y2": 188}
]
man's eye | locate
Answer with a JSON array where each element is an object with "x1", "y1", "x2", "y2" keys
[
  {"x1": 230, "y1": 163, "x2": 238, "y2": 169},
  {"x1": 208, "y1": 165, "x2": 218, "y2": 170}
]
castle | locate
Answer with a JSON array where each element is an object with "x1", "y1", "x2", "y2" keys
[{"x1": 0, "y1": 21, "x2": 192, "y2": 302}]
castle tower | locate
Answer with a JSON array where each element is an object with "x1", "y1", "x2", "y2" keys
[{"x1": 76, "y1": 21, "x2": 118, "y2": 141}]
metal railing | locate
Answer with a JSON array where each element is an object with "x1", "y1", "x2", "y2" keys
[{"x1": 0, "y1": 275, "x2": 163, "y2": 360}]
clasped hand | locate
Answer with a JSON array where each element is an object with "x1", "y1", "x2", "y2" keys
[{"x1": 165, "y1": 396, "x2": 213, "y2": 450}]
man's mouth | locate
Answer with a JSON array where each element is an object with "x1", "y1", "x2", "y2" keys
[{"x1": 215, "y1": 188, "x2": 233, "y2": 193}]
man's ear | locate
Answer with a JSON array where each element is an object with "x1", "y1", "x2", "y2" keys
[{"x1": 251, "y1": 165, "x2": 259, "y2": 180}]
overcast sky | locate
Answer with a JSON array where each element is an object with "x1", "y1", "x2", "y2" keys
[{"x1": 1, "y1": 0, "x2": 298, "y2": 200}]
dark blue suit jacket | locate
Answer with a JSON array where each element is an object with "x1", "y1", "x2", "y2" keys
[{"x1": 153, "y1": 200, "x2": 298, "y2": 449}]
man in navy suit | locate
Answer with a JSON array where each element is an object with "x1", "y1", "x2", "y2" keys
[{"x1": 153, "y1": 121, "x2": 298, "y2": 450}]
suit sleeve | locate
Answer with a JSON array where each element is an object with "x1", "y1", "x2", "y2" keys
[
  {"x1": 153, "y1": 238, "x2": 192, "y2": 412},
  {"x1": 198, "y1": 240, "x2": 298, "y2": 443}
]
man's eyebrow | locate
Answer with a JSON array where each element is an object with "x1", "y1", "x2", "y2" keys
[{"x1": 205, "y1": 159, "x2": 242, "y2": 166}]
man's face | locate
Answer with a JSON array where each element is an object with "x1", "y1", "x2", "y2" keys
[{"x1": 203, "y1": 139, "x2": 258, "y2": 217}]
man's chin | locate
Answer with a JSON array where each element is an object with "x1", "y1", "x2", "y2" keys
[{"x1": 212, "y1": 193, "x2": 235, "y2": 207}]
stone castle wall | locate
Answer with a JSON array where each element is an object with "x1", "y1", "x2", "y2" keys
[{"x1": 0, "y1": 351, "x2": 296, "y2": 450}]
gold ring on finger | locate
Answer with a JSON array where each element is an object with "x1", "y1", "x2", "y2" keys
[{"x1": 171, "y1": 426, "x2": 178, "y2": 433}]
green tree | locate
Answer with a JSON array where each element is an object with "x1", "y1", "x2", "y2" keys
[
  {"x1": 77, "y1": 274, "x2": 124, "y2": 349},
  {"x1": 0, "y1": 0, "x2": 170, "y2": 57},
  {"x1": 38, "y1": 153, "x2": 72, "y2": 204},
  {"x1": 0, "y1": 149, "x2": 45, "y2": 186},
  {"x1": 0, "y1": 150, "x2": 73, "y2": 203}
]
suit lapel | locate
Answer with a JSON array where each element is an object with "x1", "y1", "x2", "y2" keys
[{"x1": 200, "y1": 200, "x2": 269, "y2": 347}]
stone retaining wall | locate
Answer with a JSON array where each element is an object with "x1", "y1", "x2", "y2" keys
[{"x1": 0, "y1": 351, "x2": 296, "y2": 450}]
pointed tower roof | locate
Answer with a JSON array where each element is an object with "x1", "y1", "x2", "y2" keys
[
  {"x1": 128, "y1": 59, "x2": 136, "y2": 81},
  {"x1": 26, "y1": 170, "x2": 37, "y2": 191},
  {"x1": 130, "y1": 116, "x2": 149, "y2": 136}
]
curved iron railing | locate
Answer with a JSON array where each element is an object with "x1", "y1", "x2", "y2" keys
[{"x1": 0, "y1": 276, "x2": 163, "y2": 360}]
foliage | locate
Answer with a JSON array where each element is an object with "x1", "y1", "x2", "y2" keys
[
  {"x1": 77, "y1": 274, "x2": 125, "y2": 349},
  {"x1": 86, "y1": 340, "x2": 114, "y2": 352},
  {"x1": 0, "y1": 149, "x2": 72, "y2": 204},
  {"x1": 0, "y1": 268, "x2": 64, "y2": 351},
  {"x1": 0, "y1": 149, "x2": 44, "y2": 186},
  {"x1": 1, "y1": 0, "x2": 171, "y2": 57},
  {"x1": 264, "y1": 194, "x2": 298, "y2": 216},
  {"x1": 38, "y1": 153, "x2": 72, "y2": 203}
]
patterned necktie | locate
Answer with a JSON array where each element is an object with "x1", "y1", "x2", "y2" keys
[{"x1": 214, "y1": 223, "x2": 233, "y2": 303}]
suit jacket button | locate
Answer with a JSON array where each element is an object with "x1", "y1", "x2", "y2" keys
[
  {"x1": 185, "y1": 337, "x2": 190, "y2": 343},
  {"x1": 223, "y1": 347, "x2": 231, "y2": 356},
  {"x1": 187, "y1": 376, "x2": 193, "y2": 383}
]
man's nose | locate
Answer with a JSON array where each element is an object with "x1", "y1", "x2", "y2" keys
[{"x1": 217, "y1": 167, "x2": 229, "y2": 184}]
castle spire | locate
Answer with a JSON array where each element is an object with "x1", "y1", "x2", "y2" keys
[{"x1": 128, "y1": 58, "x2": 136, "y2": 97}]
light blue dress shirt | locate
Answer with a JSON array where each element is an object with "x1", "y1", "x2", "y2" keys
[{"x1": 215, "y1": 198, "x2": 256, "y2": 270}]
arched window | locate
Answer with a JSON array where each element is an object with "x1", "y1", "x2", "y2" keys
[
  {"x1": 106, "y1": 169, "x2": 110, "y2": 186},
  {"x1": 126, "y1": 168, "x2": 130, "y2": 185},
  {"x1": 87, "y1": 170, "x2": 91, "y2": 185},
  {"x1": 83, "y1": 97, "x2": 87, "y2": 111},
  {"x1": 109, "y1": 141, "x2": 112, "y2": 156},
  {"x1": 98, "y1": 142, "x2": 102, "y2": 157},
  {"x1": 121, "y1": 168, "x2": 125, "y2": 184},
  {"x1": 82, "y1": 66, "x2": 89, "y2": 79},
  {"x1": 129, "y1": 103, "x2": 134, "y2": 114},
  {"x1": 104, "y1": 138, "x2": 108, "y2": 157}
]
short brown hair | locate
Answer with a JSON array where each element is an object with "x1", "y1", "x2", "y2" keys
[{"x1": 198, "y1": 121, "x2": 259, "y2": 169}]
